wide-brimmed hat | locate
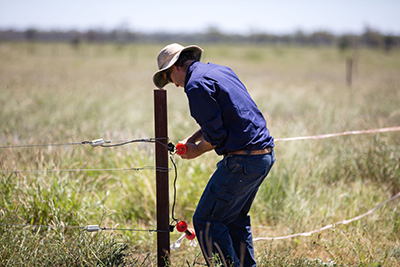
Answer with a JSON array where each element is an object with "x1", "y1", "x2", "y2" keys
[{"x1": 152, "y1": 43, "x2": 203, "y2": 89}]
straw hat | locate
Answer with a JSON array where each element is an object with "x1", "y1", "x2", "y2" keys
[{"x1": 152, "y1": 43, "x2": 203, "y2": 89}]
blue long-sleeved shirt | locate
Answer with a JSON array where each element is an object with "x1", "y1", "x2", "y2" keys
[{"x1": 184, "y1": 61, "x2": 274, "y2": 155}]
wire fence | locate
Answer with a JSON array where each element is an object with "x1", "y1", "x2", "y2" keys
[
  {"x1": 1, "y1": 126, "x2": 400, "y2": 243},
  {"x1": 0, "y1": 137, "x2": 169, "y2": 149},
  {"x1": 0, "y1": 166, "x2": 170, "y2": 174},
  {"x1": 0, "y1": 223, "x2": 168, "y2": 233},
  {"x1": 0, "y1": 137, "x2": 173, "y2": 173},
  {"x1": 274, "y1": 126, "x2": 400, "y2": 142}
]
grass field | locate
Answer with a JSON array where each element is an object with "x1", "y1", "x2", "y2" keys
[{"x1": 1, "y1": 42, "x2": 400, "y2": 266}]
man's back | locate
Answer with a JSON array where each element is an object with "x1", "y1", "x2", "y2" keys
[{"x1": 184, "y1": 61, "x2": 274, "y2": 155}]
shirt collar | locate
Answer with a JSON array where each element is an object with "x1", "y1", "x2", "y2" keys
[{"x1": 184, "y1": 61, "x2": 200, "y2": 90}]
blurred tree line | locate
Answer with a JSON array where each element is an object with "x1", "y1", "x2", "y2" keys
[{"x1": 0, "y1": 26, "x2": 399, "y2": 51}]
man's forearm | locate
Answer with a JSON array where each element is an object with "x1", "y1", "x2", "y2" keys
[
  {"x1": 180, "y1": 130, "x2": 216, "y2": 159},
  {"x1": 181, "y1": 138, "x2": 215, "y2": 159},
  {"x1": 196, "y1": 138, "x2": 216, "y2": 155},
  {"x1": 185, "y1": 129, "x2": 204, "y2": 143}
]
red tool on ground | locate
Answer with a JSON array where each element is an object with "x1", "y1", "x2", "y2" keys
[
  {"x1": 176, "y1": 221, "x2": 196, "y2": 240},
  {"x1": 176, "y1": 142, "x2": 187, "y2": 155}
]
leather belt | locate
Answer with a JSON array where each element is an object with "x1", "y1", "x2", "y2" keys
[{"x1": 226, "y1": 147, "x2": 273, "y2": 156}]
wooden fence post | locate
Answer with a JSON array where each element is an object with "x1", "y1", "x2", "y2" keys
[
  {"x1": 346, "y1": 57, "x2": 353, "y2": 86},
  {"x1": 154, "y1": 89, "x2": 170, "y2": 267}
]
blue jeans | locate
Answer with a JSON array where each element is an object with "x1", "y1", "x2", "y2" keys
[{"x1": 193, "y1": 151, "x2": 275, "y2": 267}]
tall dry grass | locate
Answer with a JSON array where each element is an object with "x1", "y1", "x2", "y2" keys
[{"x1": 1, "y1": 42, "x2": 399, "y2": 266}]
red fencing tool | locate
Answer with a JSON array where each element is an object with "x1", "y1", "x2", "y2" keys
[{"x1": 176, "y1": 142, "x2": 187, "y2": 155}]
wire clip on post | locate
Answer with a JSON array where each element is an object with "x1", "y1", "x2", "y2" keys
[
  {"x1": 91, "y1": 139, "x2": 105, "y2": 147},
  {"x1": 176, "y1": 221, "x2": 196, "y2": 240},
  {"x1": 175, "y1": 142, "x2": 187, "y2": 155},
  {"x1": 168, "y1": 142, "x2": 175, "y2": 153}
]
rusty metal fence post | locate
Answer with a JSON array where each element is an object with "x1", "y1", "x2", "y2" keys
[{"x1": 154, "y1": 89, "x2": 170, "y2": 267}]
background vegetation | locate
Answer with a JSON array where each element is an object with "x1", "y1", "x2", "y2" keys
[
  {"x1": 1, "y1": 26, "x2": 400, "y2": 51},
  {"x1": 0, "y1": 41, "x2": 399, "y2": 266}
]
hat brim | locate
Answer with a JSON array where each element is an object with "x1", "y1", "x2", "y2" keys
[{"x1": 152, "y1": 45, "x2": 203, "y2": 89}]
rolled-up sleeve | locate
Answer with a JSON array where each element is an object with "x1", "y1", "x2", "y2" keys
[{"x1": 186, "y1": 80, "x2": 227, "y2": 147}]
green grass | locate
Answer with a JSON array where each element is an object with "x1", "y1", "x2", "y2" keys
[{"x1": 1, "y1": 42, "x2": 400, "y2": 266}]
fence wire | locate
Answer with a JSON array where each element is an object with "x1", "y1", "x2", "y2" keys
[
  {"x1": 1, "y1": 127, "x2": 400, "y2": 240},
  {"x1": 0, "y1": 137, "x2": 169, "y2": 149}
]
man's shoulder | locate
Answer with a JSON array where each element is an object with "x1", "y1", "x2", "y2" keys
[
  {"x1": 186, "y1": 62, "x2": 237, "y2": 93},
  {"x1": 192, "y1": 62, "x2": 233, "y2": 79}
]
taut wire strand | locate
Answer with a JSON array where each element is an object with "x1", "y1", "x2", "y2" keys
[
  {"x1": 0, "y1": 223, "x2": 168, "y2": 233},
  {"x1": 254, "y1": 190, "x2": 400, "y2": 241},
  {"x1": 0, "y1": 137, "x2": 170, "y2": 149},
  {"x1": 275, "y1": 126, "x2": 400, "y2": 142},
  {"x1": 0, "y1": 166, "x2": 170, "y2": 174}
]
